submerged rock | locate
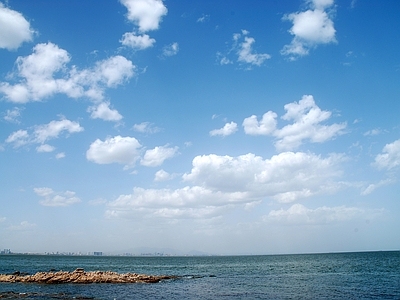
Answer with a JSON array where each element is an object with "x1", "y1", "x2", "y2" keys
[{"x1": 0, "y1": 269, "x2": 177, "y2": 284}]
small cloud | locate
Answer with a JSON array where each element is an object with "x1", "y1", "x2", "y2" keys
[
  {"x1": 120, "y1": 32, "x2": 156, "y2": 50},
  {"x1": 141, "y1": 145, "x2": 179, "y2": 167},
  {"x1": 373, "y1": 139, "x2": 400, "y2": 170},
  {"x1": 34, "y1": 187, "x2": 81, "y2": 207},
  {"x1": 0, "y1": 3, "x2": 35, "y2": 50},
  {"x1": 88, "y1": 102, "x2": 123, "y2": 122},
  {"x1": 3, "y1": 107, "x2": 23, "y2": 123},
  {"x1": 363, "y1": 129, "x2": 382, "y2": 136},
  {"x1": 162, "y1": 42, "x2": 179, "y2": 57},
  {"x1": 36, "y1": 144, "x2": 55, "y2": 153},
  {"x1": 281, "y1": 0, "x2": 337, "y2": 60},
  {"x1": 154, "y1": 169, "x2": 176, "y2": 181},
  {"x1": 56, "y1": 152, "x2": 65, "y2": 159},
  {"x1": 209, "y1": 122, "x2": 238, "y2": 137},
  {"x1": 197, "y1": 14, "x2": 210, "y2": 23},
  {"x1": 133, "y1": 122, "x2": 161, "y2": 134},
  {"x1": 361, "y1": 178, "x2": 394, "y2": 196}
]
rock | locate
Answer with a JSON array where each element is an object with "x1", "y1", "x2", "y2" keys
[{"x1": 0, "y1": 270, "x2": 177, "y2": 284}]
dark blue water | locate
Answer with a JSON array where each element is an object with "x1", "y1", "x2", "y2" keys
[{"x1": 0, "y1": 251, "x2": 399, "y2": 299}]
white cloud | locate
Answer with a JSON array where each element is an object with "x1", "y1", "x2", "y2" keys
[
  {"x1": 120, "y1": 32, "x2": 155, "y2": 50},
  {"x1": 5, "y1": 118, "x2": 83, "y2": 150},
  {"x1": 120, "y1": 0, "x2": 167, "y2": 32},
  {"x1": 0, "y1": 3, "x2": 34, "y2": 50},
  {"x1": 88, "y1": 102, "x2": 123, "y2": 122},
  {"x1": 361, "y1": 178, "x2": 394, "y2": 196},
  {"x1": 219, "y1": 30, "x2": 270, "y2": 68},
  {"x1": 133, "y1": 122, "x2": 161, "y2": 134},
  {"x1": 237, "y1": 35, "x2": 271, "y2": 66},
  {"x1": 363, "y1": 129, "x2": 382, "y2": 136},
  {"x1": 0, "y1": 42, "x2": 135, "y2": 103},
  {"x1": 33, "y1": 118, "x2": 84, "y2": 144},
  {"x1": 36, "y1": 144, "x2": 55, "y2": 153},
  {"x1": 56, "y1": 152, "x2": 65, "y2": 159},
  {"x1": 281, "y1": 0, "x2": 336, "y2": 59},
  {"x1": 86, "y1": 135, "x2": 142, "y2": 166},
  {"x1": 264, "y1": 203, "x2": 381, "y2": 225},
  {"x1": 3, "y1": 107, "x2": 23, "y2": 123},
  {"x1": 242, "y1": 111, "x2": 277, "y2": 135},
  {"x1": 34, "y1": 187, "x2": 81, "y2": 207},
  {"x1": 183, "y1": 151, "x2": 344, "y2": 203},
  {"x1": 154, "y1": 169, "x2": 175, "y2": 181},
  {"x1": 374, "y1": 139, "x2": 400, "y2": 170},
  {"x1": 141, "y1": 145, "x2": 178, "y2": 167},
  {"x1": 107, "y1": 186, "x2": 244, "y2": 220},
  {"x1": 209, "y1": 122, "x2": 238, "y2": 137},
  {"x1": 243, "y1": 95, "x2": 346, "y2": 151},
  {"x1": 5, "y1": 129, "x2": 29, "y2": 148},
  {"x1": 162, "y1": 42, "x2": 179, "y2": 57}
]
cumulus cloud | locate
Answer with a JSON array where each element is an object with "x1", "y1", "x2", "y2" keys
[
  {"x1": 0, "y1": 42, "x2": 135, "y2": 107},
  {"x1": 107, "y1": 186, "x2": 245, "y2": 220},
  {"x1": 243, "y1": 95, "x2": 346, "y2": 151},
  {"x1": 373, "y1": 139, "x2": 400, "y2": 171},
  {"x1": 154, "y1": 169, "x2": 175, "y2": 181},
  {"x1": 264, "y1": 203, "x2": 382, "y2": 225},
  {"x1": 86, "y1": 135, "x2": 142, "y2": 167},
  {"x1": 162, "y1": 42, "x2": 179, "y2": 57},
  {"x1": 281, "y1": 0, "x2": 336, "y2": 59},
  {"x1": 0, "y1": 3, "x2": 34, "y2": 50},
  {"x1": 120, "y1": 32, "x2": 155, "y2": 50},
  {"x1": 141, "y1": 145, "x2": 178, "y2": 167},
  {"x1": 209, "y1": 122, "x2": 238, "y2": 137},
  {"x1": 218, "y1": 30, "x2": 270, "y2": 68},
  {"x1": 120, "y1": 0, "x2": 167, "y2": 32},
  {"x1": 242, "y1": 111, "x2": 277, "y2": 135},
  {"x1": 133, "y1": 122, "x2": 161, "y2": 134},
  {"x1": 34, "y1": 187, "x2": 81, "y2": 207},
  {"x1": 183, "y1": 151, "x2": 344, "y2": 203},
  {"x1": 88, "y1": 102, "x2": 123, "y2": 122},
  {"x1": 5, "y1": 117, "x2": 83, "y2": 150}
]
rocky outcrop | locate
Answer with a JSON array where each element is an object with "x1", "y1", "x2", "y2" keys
[{"x1": 0, "y1": 268, "x2": 176, "y2": 284}]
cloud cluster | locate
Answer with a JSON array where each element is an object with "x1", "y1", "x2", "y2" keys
[
  {"x1": 0, "y1": 43, "x2": 134, "y2": 120},
  {"x1": 281, "y1": 0, "x2": 336, "y2": 59},
  {"x1": 107, "y1": 150, "x2": 345, "y2": 220},
  {"x1": 86, "y1": 135, "x2": 178, "y2": 168},
  {"x1": 34, "y1": 187, "x2": 81, "y2": 207},
  {"x1": 5, "y1": 118, "x2": 83, "y2": 151},
  {"x1": 119, "y1": 0, "x2": 167, "y2": 50},
  {"x1": 243, "y1": 95, "x2": 346, "y2": 151},
  {"x1": 0, "y1": 3, "x2": 34, "y2": 50}
]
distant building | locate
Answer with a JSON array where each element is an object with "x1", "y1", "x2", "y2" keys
[
  {"x1": 1, "y1": 249, "x2": 11, "y2": 254},
  {"x1": 93, "y1": 252, "x2": 103, "y2": 256}
]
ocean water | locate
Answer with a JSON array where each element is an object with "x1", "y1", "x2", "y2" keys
[{"x1": 0, "y1": 251, "x2": 399, "y2": 299}]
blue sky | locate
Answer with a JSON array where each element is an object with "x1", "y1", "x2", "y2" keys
[{"x1": 1, "y1": 0, "x2": 399, "y2": 255}]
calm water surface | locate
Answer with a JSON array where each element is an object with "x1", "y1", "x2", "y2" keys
[{"x1": 0, "y1": 251, "x2": 399, "y2": 299}]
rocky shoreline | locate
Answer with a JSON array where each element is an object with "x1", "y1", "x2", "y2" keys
[{"x1": 0, "y1": 268, "x2": 177, "y2": 284}]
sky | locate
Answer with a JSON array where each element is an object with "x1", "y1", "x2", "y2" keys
[{"x1": 0, "y1": 0, "x2": 400, "y2": 255}]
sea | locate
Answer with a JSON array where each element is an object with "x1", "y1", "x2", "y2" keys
[{"x1": 0, "y1": 251, "x2": 399, "y2": 299}]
